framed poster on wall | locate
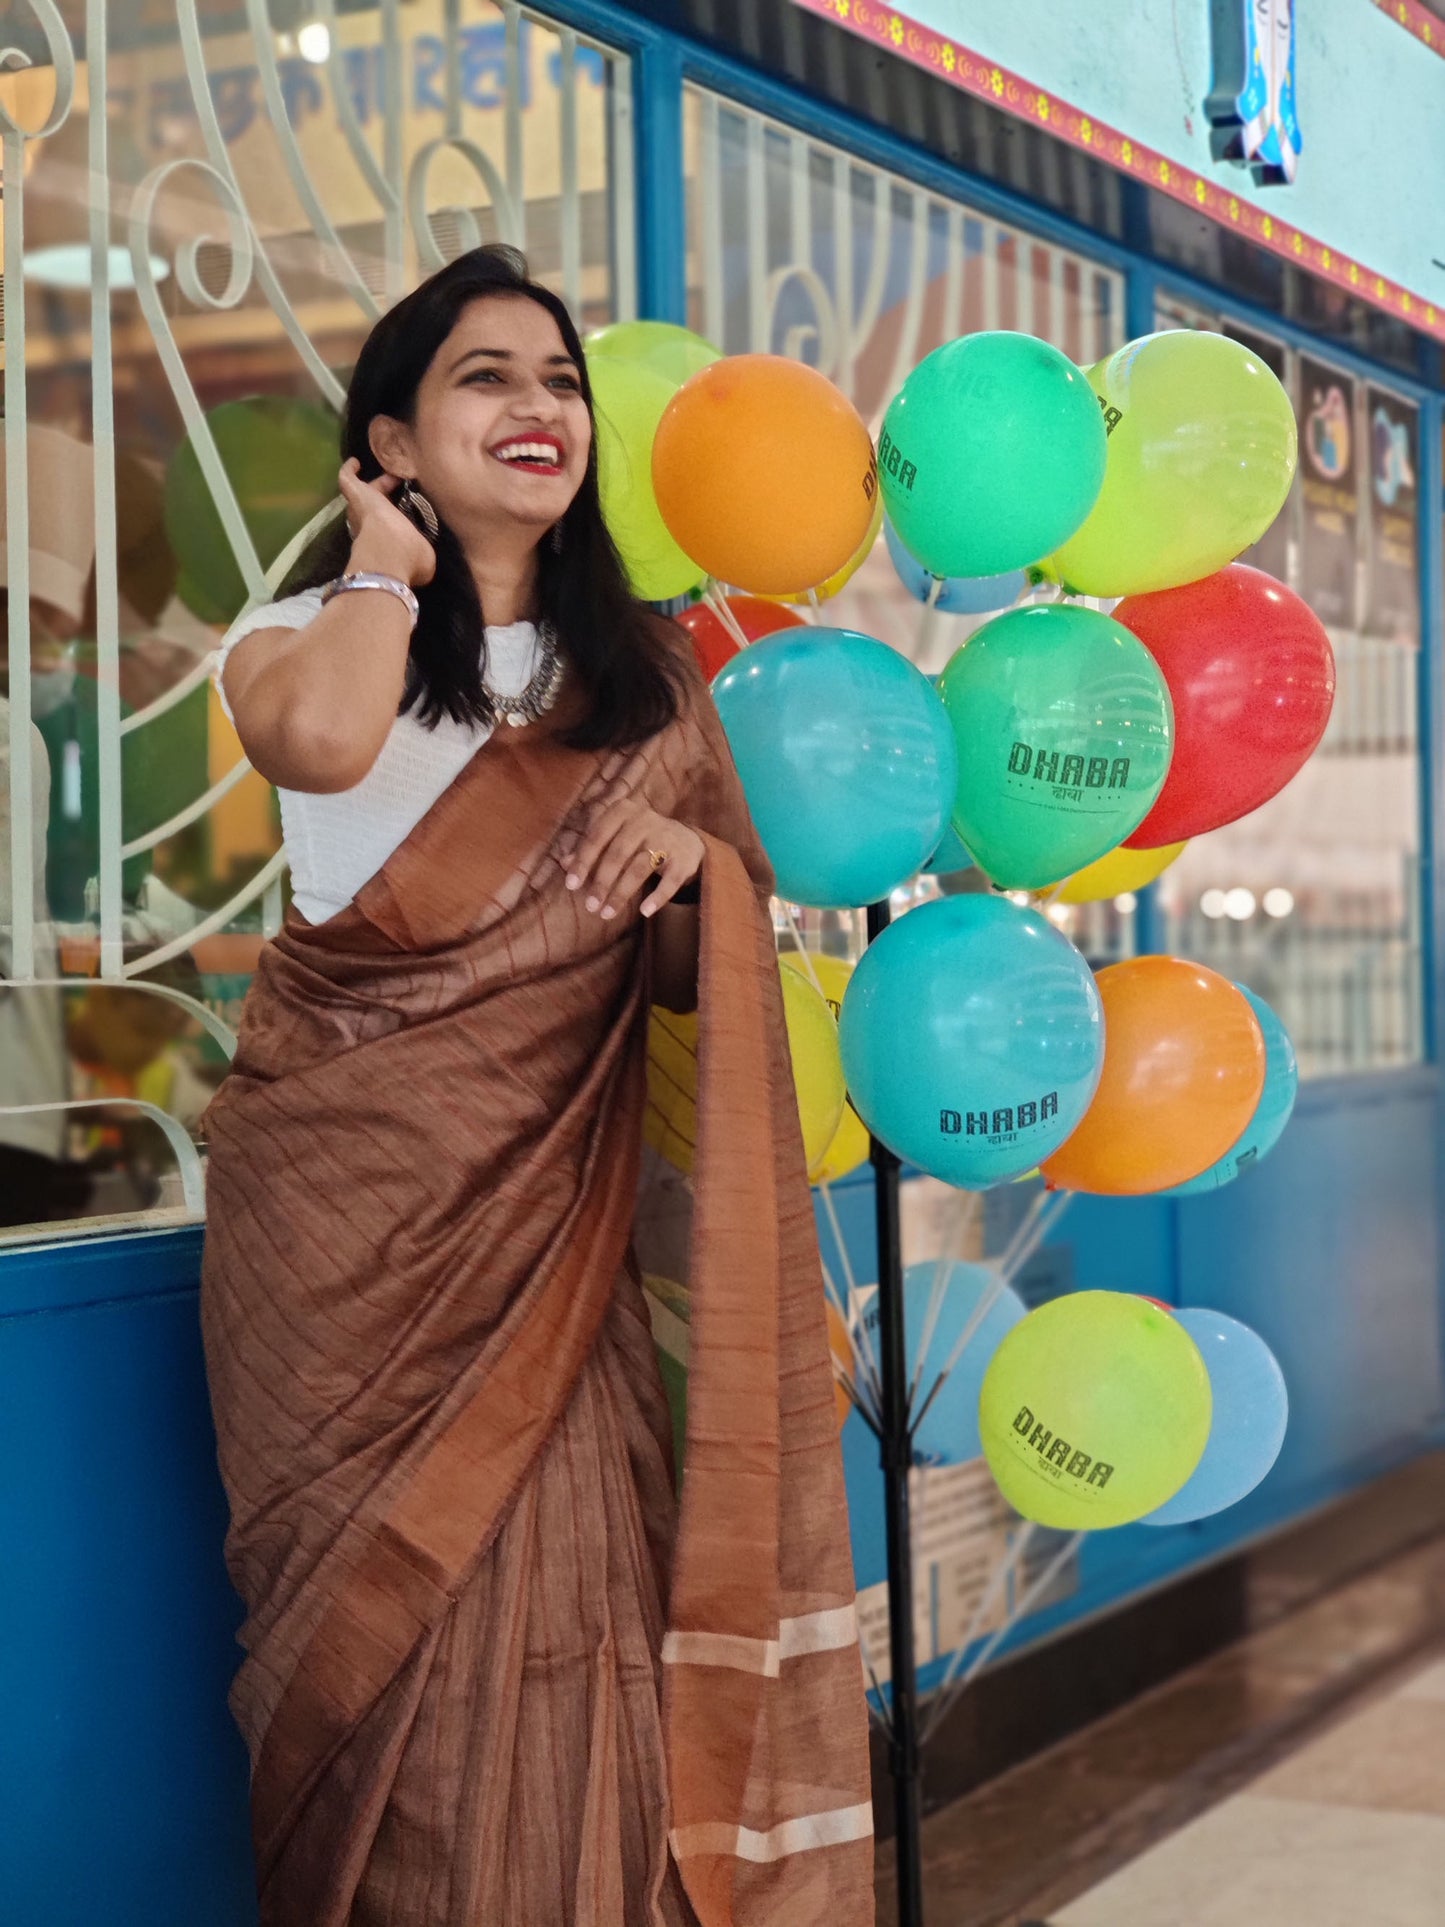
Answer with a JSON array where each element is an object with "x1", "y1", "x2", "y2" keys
[
  {"x1": 1297, "y1": 356, "x2": 1359, "y2": 627},
  {"x1": 1364, "y1": 388, "x2": 1420, "y2": 643},
  {"x1": 1227, "y1": 326, "x2": 1294, "y2": 584}
]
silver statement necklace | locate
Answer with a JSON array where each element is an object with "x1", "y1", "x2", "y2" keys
[{"x1": 488, "y1": 619, "x2": 565, "y2": 728}]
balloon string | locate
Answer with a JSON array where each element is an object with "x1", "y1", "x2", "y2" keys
[
  {"x1": 704, "y1": 580, "x2": 752, "y2": 651},
  {"x1": 918, "y1": 1521, "x2": 1035, "y2": 1744},
  {"x1": 923, "y1": 1528, "x2": 1083, "y2": 1744},
  {"x1": 806, "y1": 587, "x2": 822, "y2": 622},
  {"x1": 915, "y1": 572, "x2": 945, "y2": 662},
  {"x1": 908, "y1": 1190, "x2": 1074, "y2": 1439},
  {"x1": 782, "y1": 906, "x2": 887, "y2": 1413},
  {"x1": 822, "y1": 1254, "x2": 883, "y2": 1431},
  {"x1": 858, "y1": 1614, "x2": 895, "y2": 1740},
  {"x1": 817, "y1": 1179, "x2": 886, "y2": 1410},
  {"x1": 907, "y1": 1190, "x2": 973, "y2": 1417},
  {"x1": 835, "y1": 1356, "x2": 882, "y2": 1437},
  {"x1": 777, "y1": 901, "x2": 827, "y2": 1001},
  {"x1": 995, "y1": 1186, "x2": 1052, "y2": 1278},
  {"x1": 909, "y1": 1261, "x2": 1007, "y2": 1443},
  {"x1": 1001, "y1": 1188, "x2": 1073, "y2": 1284}
]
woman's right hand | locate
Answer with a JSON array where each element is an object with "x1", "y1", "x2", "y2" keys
[{"x1": 338, "y1": 457, "x2": 438, "y2": 589}]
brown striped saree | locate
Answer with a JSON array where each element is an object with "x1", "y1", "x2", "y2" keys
[{"x1": 200, "y1": 660, "x2": 873, "y2": 1926}]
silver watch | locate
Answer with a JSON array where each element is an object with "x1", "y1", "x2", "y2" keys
[{"x1": 320, "y1": 571, "x2": 420, "y2": 627}]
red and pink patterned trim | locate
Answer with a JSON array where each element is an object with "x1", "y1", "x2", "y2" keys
[{"x1": 1373, "y1": 0, "x2": 1445, "y2": 58}]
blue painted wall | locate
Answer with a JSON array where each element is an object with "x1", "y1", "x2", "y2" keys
[{"x1": 0, "y1": 1231, "x2": 257, "y2": 1927}]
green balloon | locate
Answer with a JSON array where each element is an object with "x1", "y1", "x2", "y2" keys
[
  {"x1": 585, "y1": 319, "x2": 722, "y2": 388},
  {"x1": 590, "y1": 356, "x2": 706, "y2": 601},
  {"x1": 1050, "y1": 330, "x2": 1298, "y2": 598},
  {"x1": 164, "y1": 396, "x2": 340, "y2": 627},
  {"x1": 939, "y1": 602, "x2": 1173, "y2": 889},
  {"x1": 879, "y1": 332, "x2": 1106, "y2": 578},
  {"x1": 979, "y1": 1292, "x2": 1212, "y2": 1530}
]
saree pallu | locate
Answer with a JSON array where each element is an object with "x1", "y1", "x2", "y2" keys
[{"x1": 201, "y1": 669, "x2": 873, "y2": 1927}]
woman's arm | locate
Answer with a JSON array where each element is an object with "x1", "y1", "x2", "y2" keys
[{"x1": 221, "y1": 462, "x2": 435, "y2": 795}]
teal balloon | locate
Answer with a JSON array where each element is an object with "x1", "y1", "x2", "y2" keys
[
  {"x1": 884, "y1": 515, "x2": 1026, "y2": 615},
  {"x1": 860, "y1": 1261, "x2": 1027, "y2": 1464},
  {"x1": 1144, "y1": 1309, "x2": 1287, "y2": 1525},
  {"x1": 940, "y1": 601, "x2": 1174, "y2": 890},
  {"x1": 924, "y1": 824, "x2": 975, "y2": 876},
  {"x1": 711, "y1": 628, "x2": 957, "y2": 909},
  {"x1": 879, "y1": 332, "x2": 1107, "y2": 578},
  {"x1": 1168, "y1": 989, "x2": 1298, "y2": 1196},
  {"x1": 838, "y1": 894, "x2": 1103, "y2": 1187}
]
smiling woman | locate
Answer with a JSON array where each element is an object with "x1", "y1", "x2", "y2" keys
[{"x1": 200, "y1": 244, "x2": 873, "y2": 1927}]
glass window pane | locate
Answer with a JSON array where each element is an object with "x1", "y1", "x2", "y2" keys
[
  {"x1": 1153, "y1": 298, "x2": 1422, "y2": 1077},
  {"x1": 0, "y1": 3, "x2": 634, "y2": 1243},
  {"x1": 683, "y1": 86, "x2": 1130, "y2": 958}
]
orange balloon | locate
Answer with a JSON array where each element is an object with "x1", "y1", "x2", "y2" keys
[
  {"x1": 771, "y1": 487, "x2": 884, "y2": 606},
  {"x1": 1041, "y1": 957, "x2": 1265, "y2": 1196},
  {"x1": 652, "y1": 355, "x2": 878, "y2": 596},
  {"x1": 825, "y1": 1300, "x2": 855, "y2": 1430}
]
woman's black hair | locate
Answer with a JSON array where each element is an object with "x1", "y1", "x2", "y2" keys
[{"x1": 284, "y1": 244, "x2": 684, "y2": 750}]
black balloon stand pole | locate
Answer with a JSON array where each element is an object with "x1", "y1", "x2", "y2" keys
[{"x1": 865, "y1": 896, "x2": 926, "y2": 1927}]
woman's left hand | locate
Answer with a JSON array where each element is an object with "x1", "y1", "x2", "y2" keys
[{"x1": 565, "y1": 801, "x2": 703, "y2": 921}]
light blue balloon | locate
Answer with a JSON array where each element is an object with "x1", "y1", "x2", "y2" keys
[
  {"x1": 924, "y1": 824, "x2": 976, "y2": 876},
  {"x1": 1144, "y1": 1308, "x2": 1288, "y2": 1525},
  {"x1": 884, "y1": 514, "x2": 1027, "y2": 615},
  {"x1": 860, "y1": 1261, "x2": 1027, "y2": 1464},
  {"x1": 711, "y1": 627, "x2": 958, "y2": 909},
  {"x1": 838, "y1": 894, "x2": 1104, "y2": 1187},
  {"x1": 1168, "y1": 988, "x2": 1298, "y2": 1196}
]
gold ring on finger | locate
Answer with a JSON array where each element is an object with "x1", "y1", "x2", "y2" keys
[{"x1": 648, "y1": 848, "x2": 667, "y2": 871}]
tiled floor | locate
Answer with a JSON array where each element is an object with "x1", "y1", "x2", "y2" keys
[
  {"x1": 1053, "y1": 1657, "x2": 1445, "y2": 1926},
  {"x1": 874, "y1": 1519, "x2": 1445, "y2": 1926}
]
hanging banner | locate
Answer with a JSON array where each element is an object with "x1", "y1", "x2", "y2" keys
[
  {"x1": 1297, "y1": 357, "x2": 1358, "y2": 628},
  {"x1": 1228, "y1": 327, "x2": 1294, "y2": 586},
  {"x1": 1364, "y1": 389, "x2": 1420, "y2": 643}
]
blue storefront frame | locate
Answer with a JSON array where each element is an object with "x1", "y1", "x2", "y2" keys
[
  {"x1": 567, "y1": 0, "x2": 1445, "y2": 1668},
  {"x1": 3, "y1": 4, "x2": 1445, "y2": 1917}
]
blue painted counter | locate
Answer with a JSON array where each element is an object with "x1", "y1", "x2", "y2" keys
[
  {"x1": 1, "y1": 1064, "x2": 1440, "y2": 1915},
  {"x1": 0, "y1": 1230, "x2": 257, "y2": 1927}
]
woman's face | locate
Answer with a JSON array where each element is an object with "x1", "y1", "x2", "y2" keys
[{"x1": 373, "y1": 293, "x2": 592, "y2": 539}]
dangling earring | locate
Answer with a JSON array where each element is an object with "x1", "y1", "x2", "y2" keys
[
  {"x1": 397, "y1": 480, "x2": 440, "y2": 544},
  {"x1": 551, "y1": 520, "x2": 564, "y2": 555}
]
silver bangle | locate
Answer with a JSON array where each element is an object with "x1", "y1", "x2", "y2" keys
[{"x1": 320, "y1": 572, "x2": 420, "y2": 628}]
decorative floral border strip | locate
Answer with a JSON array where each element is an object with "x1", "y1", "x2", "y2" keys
[
  {"x1": 793, "y1": 0, "x2": 1445, "y2": 345},
  {"x1": 1373, "y1": 0, "x2": 1445, "y2": 58}
]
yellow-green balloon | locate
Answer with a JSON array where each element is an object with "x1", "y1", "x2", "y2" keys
[
  {"x1": 589, "y1": 357, "x2": 706, "y2": 601},
  {"x1": 979, "y1": 1291, "x2": 1212, "y2": 1529},
  {"x1": 586, "y1": 319, "x2": 722, "y2": 387},
  {"x1": 1049, "y1": 331, "x2": 1297, "y2": 598}
]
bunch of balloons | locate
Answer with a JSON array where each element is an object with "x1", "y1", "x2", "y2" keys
[
  {"x1": 602, "y1": 316, "x2": 1329, "y2": 1538},
  {"x1": 976, "y1": 1291, "x2": 1287, "y2": 1531}
]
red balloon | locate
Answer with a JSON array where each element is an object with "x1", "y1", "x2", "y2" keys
[
  {"x1": 676, "y1": 594, "x2": 805, "y2": 682},
  {"x1": 1117, "y1": 564, "x2": 1335, "y2": 846}
]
